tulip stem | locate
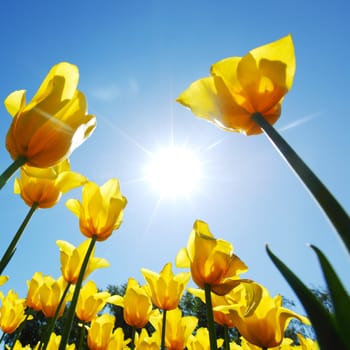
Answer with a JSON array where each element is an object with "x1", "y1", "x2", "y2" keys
[
  {"x1": 161, "y1": 309, "x2": 167, "y2": 350},
  {"x1": 58, "y1": 236, "x2": 97, "y2": 350},
  {"x1": 0, "y1": 203, "x2": 38, "y2": 274},
  {"x1": 40, "y1": 281, "x2": 72, "y2": 350},
  {"x1": 130, "y1": 327, "x2": 136, "y2": 350},
  {"x1": 0, "y1": 156, "x2": 27, "y2": 191},
  {"x1": 204, "y1": 283, "x2": 217, "y2": 350},
  {"x1": 77, "y1": 322, "x2": 86, "y2": 350},
  {"x1": 252, "y1": 112, "x2": 350, "y2": 253},
  {"x1": 224, "y1": 325, "x2": 230, "y2": 350}
]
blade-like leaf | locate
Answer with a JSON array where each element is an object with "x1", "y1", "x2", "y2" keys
[
  {"x1": 310, "y1": 244, "x2": 350, "y2": 345},
  {"x1": 266, "y1": 245, "x2": 349, "y2": 350}
]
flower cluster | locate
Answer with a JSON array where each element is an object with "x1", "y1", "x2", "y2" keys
[{"x1": 0, "y1": 34, "x2": 348, "y2": 350}]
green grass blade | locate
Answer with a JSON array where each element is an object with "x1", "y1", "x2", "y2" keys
[
  {"x1": 266, "y1": 245, "x2": 349, "y2": 350},
  {"x1": 310, "y1": 244, "x2": 350, "y2": 346}
]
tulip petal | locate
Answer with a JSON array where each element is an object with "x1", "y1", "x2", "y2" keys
[{"x1": 4, "y1": 90, "x2": 26, "y2": 117}]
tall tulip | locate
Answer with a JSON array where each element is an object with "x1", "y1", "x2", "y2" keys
[
  {"x1": 4, "y1": 62, "x2": 96, "y2": 167},
  {"x1": 0, "y1": 290, "x2": 27, "y2": 334},
  {"x1": 14, "y1": 160, "x2": 86, "y2": 209},
  {"x1": 215, "y1": 284, "x2": 309, "y2": 348},
  {"x1": 66, "y1": 179, "x2": 127, "y2": 241},
  {"x1": 176, "y1": 220, "x2": 248, "y2": 296},
  {"x1": 56, "y1": 239, "x2": 109, "y2": 284},
  {"x1": 177, "y1": 35, "x2": 295, "y2": 136}
]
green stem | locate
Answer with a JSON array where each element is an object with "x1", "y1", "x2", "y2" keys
[
  {"x1": 161, "y1": 309, "x2": 167, "y2": 350},
  {"x1": 204, "y1": 283, "x2": 217, "y2": 350},
  {"x1": 130, "y1": 327, "x2": 136, "y2": 350},
  {"x1": 252, "y1": 113, "x2": 350, "y2": 253},
  {"x1": 0, "y1": 203, "x2": 38, "y2": 274},
  {"x1": 40, "y1": 282, "x2": 72, "y2": 350},
  {"x1": 77, "y1": 322, "x2": 86, "y2": 350},
  {"x1": 223, "y1": 325, "x2": 230, "y2": 350},
  {"x1": 58, "y1": 236, "x2": 97, "y2": 350},
  {"x1": 0, "y1": 156, "x2": 27, "y2": 191},
  {"x1": 0, "y1": 332, "x2": 5, "y2": 344}
]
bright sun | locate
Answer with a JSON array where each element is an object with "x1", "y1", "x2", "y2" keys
[{"x1": 144, "y1": 146, "x2": 202, "y2": 199}]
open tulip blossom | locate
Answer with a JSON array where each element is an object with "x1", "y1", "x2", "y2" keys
[
  {"x1": 176, "y1": 220, "x2": 248, "y2": 296},
  {"x1": 4, "y1": 62, "x2": 96, "y2": 168},
  {"x1": 66, "y1": 178, "x2": 127, "y2": 241},
  {"x1": 177, "y1": 35, "x2": 295, "y2": 136}
]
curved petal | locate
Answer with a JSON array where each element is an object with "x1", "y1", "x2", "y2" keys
[{"x1": 4, "y1": 90, "x2": 26, "y2": 117}]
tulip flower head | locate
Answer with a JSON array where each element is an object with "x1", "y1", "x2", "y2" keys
[
  {"x1": 14, "y1": 160, "x2": 86, "y2": 209},
  {"x1": 57, "y1": 239, "x2": 109, "y2": 284},
  {"x1": 187, "y1": 328, "x2": 224, "y2": 350},
  {"x1": 141, "y1": 262, "x2": 190, "y2": 310},
  {"x1": 134, "y1": 328, "x2": 160, "y2": 350},
  {"x1": 112, "y1": 278, "x2": 154, "y2": 329},
  {"x1": 38, "y1": 275, "x2": 71, "y2": 318},
  {"x1": 215, "y1": 284, "x2": 310, "y2": 348},
  {"x1": 190, "y1": 282, "x2": 262, "y2": 328},
  {"x1": 26, "y1": 271, "x2": 45, "y2": 311},
  {"x1": 87, "y1": 314, "x2": 128, "y2": 350},
  {"x1": 11, "y1": 340, "x2": 32, "y2": 350},
  {"x1": 40, "y1": 333, "x2": 76, "y2": 350},
  {"x1": 176, "y1": 220, "x2": 248, "y2": 295},
  {"x1": 66, "y1": 178, "x2": 127, "y2": 241},
  {"x1": 150, "y1": 308, "x2": 198, "y2": 350},
  {"x1": 0, "y1": 290, "x2": 27, "y2": 334},
  {"x1": 177, "y1": 35, "x2": 295, "y2": 135},
  {"x1": 5, "y1": 62, "x2": 96, "y2": 168},
  {"x1": 75, "y1": 280, "x2": 114, "y2": 322}
]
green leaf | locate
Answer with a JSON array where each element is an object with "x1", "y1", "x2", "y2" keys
[
  {"x1": 266, "y1": 245, "x2": 349, "y2": 350},
  {"x1": 310, "y1": 244, "x2": 350, "y2": 346}
]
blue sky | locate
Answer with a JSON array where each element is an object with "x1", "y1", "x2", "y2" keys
[{"x1": 0, "y1": 0, "x2": 349, "y2": 314}]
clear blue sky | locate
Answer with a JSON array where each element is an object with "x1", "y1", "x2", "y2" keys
[{"x1": 0, "y1": 0, "x2": 349, "y2": 313}]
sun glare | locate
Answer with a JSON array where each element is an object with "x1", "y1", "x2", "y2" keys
[{"x1": 144, "y1": 146, "x2": 202, "y2": 199}]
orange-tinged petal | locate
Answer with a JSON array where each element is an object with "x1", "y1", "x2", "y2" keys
[{"x1": 178, "y1": 35, "x2": 295, "y2": 136}]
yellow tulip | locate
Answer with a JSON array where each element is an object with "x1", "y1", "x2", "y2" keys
[
  {"x1": 56, "y1": 239, "x2": 109, "y2": 284},
  {"x1": 134, "y1": 328, "x2": 160, "y2": 350},
  {"x1": 87, "y1": 314, "x2": 118, "y2": 350},
  {"x1": 177, "y1": 35, "x2": 295, "y2": 135},
  {"x1": 75, "y1": 280, "x2": 113, "y2": 322},
  {"x1": 176, "y1": 220, "x2": 248, "y2": 295},
  {"x1": 106, "y1": 328, "x2": 130, "y2": 350},
  {"x1": 39, "y1": 276, "x2": 71, "y2": 318},
  {"x1": 66, "y1": 179, "x2": 127, "y2": 241},
  {"x1": 5, "y1": 62, "x2": 96, "y2": 168},
  {"x1": 0, "y1": 290, "x2": 26, "y2": 334},
  {"x1": 190, "y1": 282, "x2": 262, "y2": 328},
  {"x1": 187, "y1": 328, "x2": 224, "y2": 350},
  {"x1": 215, "y1": 284, "x2": 309, "y2": 348},
  {"x1": 112, "y1": 278, "x2": 153, "y2": 329},
  {"x1": 0, "y1": 275, "x2": 9, "y2": 286},
  {"x1": 26, "y1": 271, "x2": 44, "y2": 311},
  {"x1": 296, "y1": 334, "x2": 320, "y2": 350},
  {"x1": 33, "y1": 333, "x2": 76, "y2": 350},
  {"x1": 141, "y1": 262, "x2": 190, "y2": 310},
  {"x1": 150, "y1": 308, "x2": 198, "y2": 350},
  {"x1": 14, "y1": 160, "x2": 86, "y2": 208},
  {"x1": 10, "y1": 340, "x2": 32, "y2": 350}
]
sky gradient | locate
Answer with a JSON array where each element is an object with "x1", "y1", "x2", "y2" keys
[{"x1": 0, "y1": 0, "x2": 349, "y2": 314}]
